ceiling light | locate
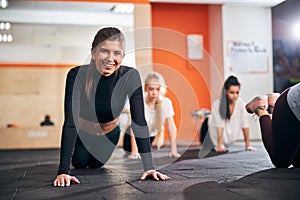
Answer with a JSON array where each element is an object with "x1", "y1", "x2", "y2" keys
[
  {"x1": 0, "y1": 21, "x2": 13, "y2": 43},
  {"x1": 111, "y1": 4, "x2": 134, "y2": 14},
  {"x1": 5, "y1": 22, "x2": 10, "y2": 30},
  {"x1": 1, "y1": 0, "x2": 8, "y2": 8},
  {"x1": 0, "y1": 34, "x2": 13, "y2": 43},
  {"x1": 2, "y1": 34, "x2": 8, "y2": 42},
  {"x1": 0, "y1": 22, "x2": 4, "y2": 30},
  {"x1": 0, "y1": 22, "x2": 11, "y2": 30},
  {"x1": 7, "y1": 34, "x2": 12, "y2": 42}
]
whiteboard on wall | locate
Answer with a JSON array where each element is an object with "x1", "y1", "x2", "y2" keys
[{"x1": 226, "y1": 40, "x2": 269, "y2": 74}]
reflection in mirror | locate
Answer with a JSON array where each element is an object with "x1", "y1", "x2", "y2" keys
[
  {"x1": 0, "y1": 1, "x2": 135, "y2": 129},
  {"x1": 0, "y1": 0, "x2": 135, "y2": 64}
]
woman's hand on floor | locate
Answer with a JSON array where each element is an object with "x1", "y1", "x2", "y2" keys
[
  {"x1": 53, "y1": 174, "x2": 80, "y2": 187},
  {"x1": 246, "y1": 146, "x2": 256, "y2": 151},
  {"x1": 215, "y1": 146, "x2": 228, "y2": 153},
  {"x1": 140, "y1": 170, "x2": 170, "y2": 181},
  {"x1": 128, "y1": 153, "x2": 141, "y2": 159}
]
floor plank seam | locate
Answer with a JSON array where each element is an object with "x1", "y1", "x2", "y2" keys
[
  {"x1": 226, "y1": 188, "x2": 254, "y2": 199},
  {"x1": 11, "y1": 188, "x2": 18, "y2": 200},
  {"x1": 22, "y1": 170, "x2": 28, "y2": 178},
  {"x1": 125, "y1": 180, "x2": 147, "y2": 194}
]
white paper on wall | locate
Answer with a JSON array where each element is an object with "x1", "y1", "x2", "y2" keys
[{"x1": 187, "y1": 34, "x2": 203, "y2": 60}]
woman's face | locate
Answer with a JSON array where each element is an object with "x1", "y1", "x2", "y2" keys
[
  {"x1": 145, "y1": 81, "x2": 161, "y2": 102},
  {"x1": 92, "y1": 40, "x2": 124, "y2": 76},
  {"x1": 226, "y1": 85, "x2": 240, "y2": 103}
]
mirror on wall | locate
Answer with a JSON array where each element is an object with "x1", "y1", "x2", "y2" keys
[
  {"x1": 0, "y1": 0, "x2": 136, "y2": 128},
  {"x1": 0, "y1": 0, "x2": 135, "y2": 65}
]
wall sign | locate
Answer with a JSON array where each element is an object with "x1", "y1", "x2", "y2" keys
[
  {"x1": 187, "y1": 34, "x2": 203, "y2": 60},
  {"x1": 226, "y1": 40, "x2": 269, "y2": 73}
]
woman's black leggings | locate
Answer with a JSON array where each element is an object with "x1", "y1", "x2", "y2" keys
[
  {"x1": 72, "y1": 126, "x2": 120, "y2": 169},
  {"x1": 259, "y1": 88, "x2": 300, "y2": 167}
]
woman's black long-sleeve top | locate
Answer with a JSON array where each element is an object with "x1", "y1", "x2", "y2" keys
[{"x1": 57, "y1": 65, "x2": 155, "y2": 175}]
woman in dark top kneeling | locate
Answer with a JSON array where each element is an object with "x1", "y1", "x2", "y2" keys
[{"x1": 53, "y1": 27, "x2": 169, "y2": 187}]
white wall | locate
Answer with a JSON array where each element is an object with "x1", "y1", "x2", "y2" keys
[
  {"x1": 0, "y1": 27, "x2": 136, "y2": 66},
  {"x1": 222, "y1": 5, "x2": 274, "y2": 140},
  {"x1": 208, "y1": 5, "x2": 224, "y2": 100}
]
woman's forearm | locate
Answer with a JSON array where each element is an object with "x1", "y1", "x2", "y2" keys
[
  {"x1": 166, "y1": 117, "x2": 178, "y2": 153},
  {"x1": 216, "y1": 127, "x2": 224, "y2": 148},
  {"x1": 242, "y1": 127, "x2": 250, "y2": 148}
]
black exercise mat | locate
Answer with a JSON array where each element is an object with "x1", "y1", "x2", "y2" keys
[{"x1": 184, "y1": 168, "x2": 300, "y2": 200}]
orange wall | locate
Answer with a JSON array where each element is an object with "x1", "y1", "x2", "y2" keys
[
  {"x1": 151, "y1": 3, "x2": 211, "y2": 141},
  {"x1": 45, "y1": 0, "x2": 148, "y2": 3}
]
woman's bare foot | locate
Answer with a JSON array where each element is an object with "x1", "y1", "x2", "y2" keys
[
  {"x1": 267, "y1": 93, "x2": 280, "y2": 114},
  {"x1": 246, "y1": 95, "x2": 268, "y2": 114}
]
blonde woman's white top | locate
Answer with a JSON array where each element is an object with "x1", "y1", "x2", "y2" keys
[
  {"x1": 208, "y1": 97, "x2": 249, "y2": 147},
  {"x1": 145, "y1": 96, "x2": 175, "y2": 137}
]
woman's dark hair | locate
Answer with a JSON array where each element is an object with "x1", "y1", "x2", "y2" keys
[
  {"x1": 86, "y1": 27, "x2": 125, "y2": 98},
  {"x1": 219, "y1": 75, "x2": 241, "y2": 120}
]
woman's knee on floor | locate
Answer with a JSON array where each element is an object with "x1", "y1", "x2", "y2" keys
[
  {"x1": 291, "y1": 148, "x2": 300, "y2": 167},
  {"x1": 88, "y1": 155, "x2": 104, "y2": 168},
  {"x1": 72, "y1": 158, "x2": 89, "y2": 169},
  {"x1": 271, "y1": 156, "x2": 293, "y2": 168}
]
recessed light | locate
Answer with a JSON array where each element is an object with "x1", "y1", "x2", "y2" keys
[{"x1": 1, "y1": 0, "x2": 8, "y2": 9}]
